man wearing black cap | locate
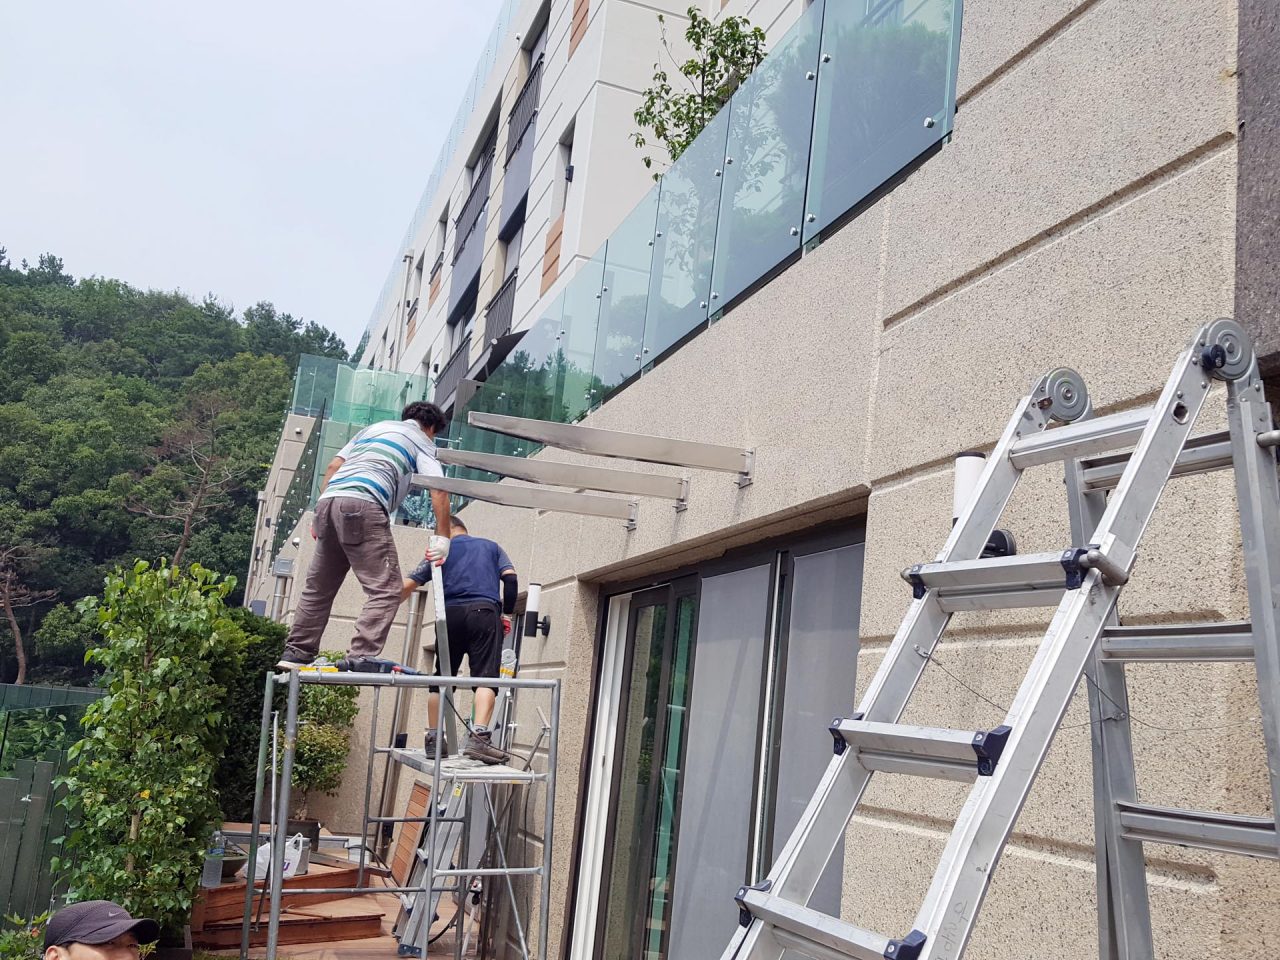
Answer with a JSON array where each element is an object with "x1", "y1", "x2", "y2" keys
[{"x1": 43, "y1": 901, "x2": 159, "y2": 960}]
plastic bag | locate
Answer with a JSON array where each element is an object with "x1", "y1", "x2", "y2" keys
[{"x1": 244, "y1": 833, "x2": 305, "y2": 882}]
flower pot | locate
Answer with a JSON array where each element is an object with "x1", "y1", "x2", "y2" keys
[
  {"x1": 287, "y1": 817, "x2": 321, "y2": 848},
  {"x1": 154, "y1": 924, "x2": 193, "y2": 960}
]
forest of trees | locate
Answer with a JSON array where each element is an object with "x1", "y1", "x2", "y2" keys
[{"x1": 0, "y1": 247, "x2": 348, "y2": 685}]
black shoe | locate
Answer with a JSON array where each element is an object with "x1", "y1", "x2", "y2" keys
[
  {"x1": 423, "y1": 730, "x2": 450, "y2": 758},
  {"x1": 462, "y1": 730, "x2": 510, "y2": 766},
  {"x1": 275, "y1": 653, "x2": 312, "y2": 670}
]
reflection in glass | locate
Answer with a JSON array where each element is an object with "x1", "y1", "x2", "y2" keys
[
  {"x1": 600, "y1": 602, "x2": 670, "y2": 960},
  {"x1": 804, "y1": 0, "x2": 957, "y2": 242},
  {"x1": 560, "y1": 248, "x2": 606, "y2": 419},
  {"x1": 594, "y1": 187, "x2": 659, "y2": 400},
  {"x1": 644, "y1": 109, "x2": 729, "y2": 367},
  {"x1": 710, "y1": 1, "x2": 824, "y2": 310}
]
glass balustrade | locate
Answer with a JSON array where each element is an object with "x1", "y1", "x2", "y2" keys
[{"x1": 393, "y1": 0, "x2": 962, "y2": 475}]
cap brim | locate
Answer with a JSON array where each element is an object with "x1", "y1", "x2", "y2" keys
[{"x1": 77, "y1": 917, "x2": 161, "y2": 946}]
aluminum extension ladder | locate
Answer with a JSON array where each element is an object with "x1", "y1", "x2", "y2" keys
[{"x1": 722, "y1": 318, "x2": 1280, "y2": 960}]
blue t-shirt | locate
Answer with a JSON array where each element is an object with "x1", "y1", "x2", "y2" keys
[{"x1": 407, "y1": 535, "x2": 515, "y2": 606}]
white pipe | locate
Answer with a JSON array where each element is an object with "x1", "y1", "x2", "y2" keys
[{"x1": 953, "y1": 453, "x2": 987, "y2": 524}]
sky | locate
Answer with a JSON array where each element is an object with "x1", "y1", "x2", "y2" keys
[{"x1": 0, "y1": 0, "x2": 503, "y2": 350}]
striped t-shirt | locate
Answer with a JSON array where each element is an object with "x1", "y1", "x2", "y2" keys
[{"x1": 319, "y1": 419, "x2": 444, "y2": 515}]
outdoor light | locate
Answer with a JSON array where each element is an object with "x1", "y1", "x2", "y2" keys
[
  {"x1": 291, "y1": 537, "x2": 301, "y2": 547},
  {"x1": 523, "y1": 582, "x2": 551, "y2": 638},
  {"x1": 954, "y1": 453, "x2": 1016, "y2": 557}
]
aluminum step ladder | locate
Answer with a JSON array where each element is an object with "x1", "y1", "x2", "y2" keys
[
  {"x1": 721, "y1": 318, "x2": 1280, "y2": 960},
  {"x1": 1065, "y1": 346, "x2": 1280, "y2": 960}
]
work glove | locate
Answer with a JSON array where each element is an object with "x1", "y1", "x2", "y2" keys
[{"x1": 426, "y1": 535, "x2": 451, "y2": 566}]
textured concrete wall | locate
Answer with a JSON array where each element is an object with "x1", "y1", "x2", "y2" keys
[
  {"x1": 445, "y1": 1, "x2": 1280, "y2": 958},
  {"x1": 1237, "y1": 0, "x2": 1280, "y2": 373}
]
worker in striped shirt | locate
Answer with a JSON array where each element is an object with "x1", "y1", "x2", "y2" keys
[{"x1": 277, "y1": 401, "x2": 453, "y2": 671}]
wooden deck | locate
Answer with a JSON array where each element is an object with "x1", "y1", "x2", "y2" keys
[{"x1": 206, "y1": 891, "x2": 476, "y2": 958}]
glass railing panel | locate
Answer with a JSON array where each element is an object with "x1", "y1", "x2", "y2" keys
[
  {"x1": 709, "y1": 1, "x2": 824, "y2": 310},
  {"x1": 516, "y1": 313, "x2": 565, "y2": 432},
  {"x1": 643, "y1": 108, "x2": 729, "y2": 368},
  {"x1": 804, "y1": 0, "x2": 959, "y2": 243},
  {"x1": 291, "y1": 355, "x2": 344, "y2": 416},
  {"x1": 594, "y1": 188, "x2": 659, "y2": 402},
  {"x1": 560, "y1": 248, "x2": 606, "y2": 419}
]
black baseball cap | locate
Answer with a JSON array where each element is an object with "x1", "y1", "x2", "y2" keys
[{"x1": 44, "y1": 901, "x2": 160, "y2": 949}]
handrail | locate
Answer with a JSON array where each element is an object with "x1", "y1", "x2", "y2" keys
[
  {"x1": 506, "y1": 54, "x2": 544, "y2": 163},
  {"x1": 483, "y1": 269, "x2": 519, "y2": 344}
]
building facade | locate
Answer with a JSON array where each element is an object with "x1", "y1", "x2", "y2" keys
[{"x1": 248, "y1": 1, "x2": 1280, "y2": 958}]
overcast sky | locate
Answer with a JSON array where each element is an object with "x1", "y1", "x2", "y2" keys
[{"x1": 0, "y1": 0, "x2": 503, "y2": 350}]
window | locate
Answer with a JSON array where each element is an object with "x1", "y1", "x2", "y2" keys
[
  {"x1": 502, "y1": 222, "x2": 523, "y2": 280},
  {"x1": 553, "y1": 124, "x2": 576, "y2": 216},
  {"x1": 411, "y1": 253, "x2": 425, "y2": 304},
  {"x1": 435, "y1": 206, "x2": 449, "y2": 261}
]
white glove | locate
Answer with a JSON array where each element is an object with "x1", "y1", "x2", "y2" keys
[{"x1": 427, "y1": 535, "x2": 451, "y2": 565}]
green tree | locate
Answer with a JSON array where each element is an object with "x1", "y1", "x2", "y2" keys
[
  {"x1": 631, "y1": 6, "x2": 766, "y2": 175},
  {"x1": 59, "y1": 561, "x2": 245, "y2": 937}
]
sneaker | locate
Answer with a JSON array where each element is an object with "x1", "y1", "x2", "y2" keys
[
  {"x1": 463, "y1": 730, "x2": 510, "y2": 766},
  {"x1": 423, "y1": 730, "x2": 450, "y2": 759},
  {"x1": 275, "y1": 654, "x2": 312, "y2": 670}
]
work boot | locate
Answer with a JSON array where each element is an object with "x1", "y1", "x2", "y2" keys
[
  {"x1": 423, "y1": 730, "x2": 450, "y2": 759},
  {"x1": 275, "y1": 653, "x2": 314, "y2": 670},
  {"x1": 463, "y1": 729, "x2": 510, "y2": 766}
]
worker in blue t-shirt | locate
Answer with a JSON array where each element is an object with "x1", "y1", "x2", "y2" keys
[{"x1": 403, "y1": 517, "x2": 517, "y2": 765}]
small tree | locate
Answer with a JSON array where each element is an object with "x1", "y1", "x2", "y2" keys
[
  {"x1": 59, "y1": 560, "x2": 245, "y2": 937},
  {"x1": 290, "y1": 665, "x2": 359, "y2": 820},
  {"x1": 632, "y1": 6, "x2": 766, "y2": 176},
  {"x1": 0, "y1": 541, "x2": 57, "y2": 686}
]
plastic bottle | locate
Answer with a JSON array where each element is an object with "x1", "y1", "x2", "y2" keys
[{"x1": 200, "y1": 830, "x2": 225, "y2": 888}]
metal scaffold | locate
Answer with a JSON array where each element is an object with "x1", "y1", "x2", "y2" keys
[{"x1": 237, "y1": 579, "x2": 561, "y2": 960}]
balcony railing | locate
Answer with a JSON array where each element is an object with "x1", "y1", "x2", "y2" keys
[
  {"x1": 484, "y1": 269, "x2": 519, "y2": 344},
  {"x1": 448, "y1": 0, "x2": 963, "y2": 453},
  {"x1": 453, "y1": 147, "x2": 496, "y2": 264},
  {"x1": 429, "y1": 250, "x2": 444, "y2": 281},
  {"x1": 434, "y1": 335, "x2": 471, "y2": 407},
  {"x1": 506, "y1": 54, "x2": 543, "y2": 163}
]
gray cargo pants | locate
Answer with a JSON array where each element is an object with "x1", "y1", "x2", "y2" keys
[{"x1": 282, "y1": 496, "x2": 403, "y2": 662}]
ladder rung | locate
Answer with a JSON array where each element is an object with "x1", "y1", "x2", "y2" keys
[
  {"x1": 1081, "y1": 430, "x2": 1233, "y2": 491},
  {"x1": 1099, "y1": 622, "x2": 1253, "y2": 662},
  {"x1": 1116, "y1": 802, "x2": 1278, "y2": 859},
  {"x1": 1008, "y1": 407, "x2": 1150, "y2": 468},
  {"x1": 834, "y1": 719, "x2": 1013, "y2": 782},
  {"x1": 737, "y1": 889, "x2": 899, "y2": 960},
  {"x1": 904, "y1": 552, "x2": 1070, "y2": 611}
]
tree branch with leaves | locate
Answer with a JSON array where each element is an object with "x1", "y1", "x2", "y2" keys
[{"x1": 632, "y1": 6, "x2": 766, "y2": 177}]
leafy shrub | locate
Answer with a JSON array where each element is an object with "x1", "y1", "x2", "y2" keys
[
  {"x1": 214, "y1": 607, "x2": 287, "y2": 822},
  {"x1": 58, "y1": 561, "x2": 246, "y2": 938},
  {"x1": 0, "y1": 913, "x2": 48, "y2": 960},
  {"x1": 290, "y1": 652, "x2": 358, "y2": 819}
]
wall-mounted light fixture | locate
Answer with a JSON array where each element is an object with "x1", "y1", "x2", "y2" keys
[{"x1": 523, "y1": 582, "x2": 551, "y2": 638}]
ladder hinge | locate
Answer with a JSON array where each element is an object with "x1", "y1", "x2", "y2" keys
[
  {"x1": 971, "y1": 724, "x2": 1013, "y2": 776},
  {"x1": 907, "y1": 565, "x2": 927, "y2": 600},
  {"x1": 1060, "y1": 546, "x2": 1091, "y2": 590},
  {"x1": 884, "y1": 929, "x2": 927, "y2": 960},
  {"x1": 734, "y1": 879, "x2": 772, "y2": 928},
  {"x1": 831, "y1": 714, "x2": 861, "y2": 755}
]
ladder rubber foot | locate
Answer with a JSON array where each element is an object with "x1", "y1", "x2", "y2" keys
[{"x1": 884, "y1": 930, "x2": 927, "y2": 960}]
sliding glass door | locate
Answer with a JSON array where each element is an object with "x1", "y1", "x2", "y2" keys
[{"x1": 597, "y1": 581, "x2": 697, "y2": 960}]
